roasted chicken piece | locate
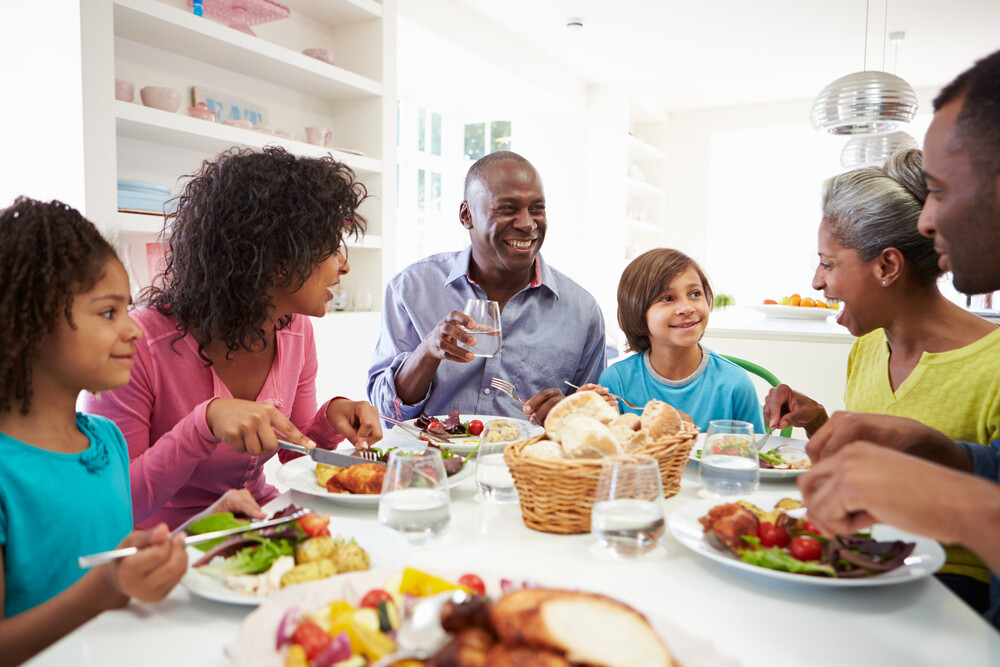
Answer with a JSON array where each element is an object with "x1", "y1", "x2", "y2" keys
[
  {"x1": 427, "y1": 627, "x2": 493, "y2": 667},
  {"x1": 699, "y1": 503, "x2": 760, "y2": 554},
  {"x1": 484, "y1": 645, "x2": 571, "y2": 667},
  {"x1": 324, "y1": 462, "x2": 386, "y2": 494}
]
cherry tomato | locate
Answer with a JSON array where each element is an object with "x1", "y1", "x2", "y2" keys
[
  {"x1": 458, "y1": 573, "x2": 486, "y2": 596},
  {"x1": 802, "y1": 521, "x2": 821, "y2": 534},
  {"x1": 360, "y1": 589, "x2": 393, "y2": 609},
  {"x1": 291, "y1": 621, "x2": 331, "y2": 660},
  {"x1": 296, "y1": 513, "x2": 331, "y2": 537},
  {"x1": 789, "y1": 535, "x2": 823, "y2": 561},
  {"x1": 468, "y1": 420, "x2": 485, "y2": 436},
  {"x1": 760, "y1": 525, "x2": 790, "y2": 549},
  {"x1": 757, "y1": 521, "x2": 774, "y2": 539},
  {"x1": 428, "y1": 420, "x2": 443, "y2": 430}
]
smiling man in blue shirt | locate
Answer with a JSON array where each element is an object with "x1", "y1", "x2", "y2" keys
[{"x1": 367, "y1": 151, "x2": 607, "y2": 425}]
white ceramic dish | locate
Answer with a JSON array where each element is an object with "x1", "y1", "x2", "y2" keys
[
  {"x1": 276, "y1": 449, "x2": 474, "y2": 507},
  {"x1": 391, "y1": 414, "x2": 544, "y2": 455},
  {"x1": 182, "y1": 517, "x2": 409, "y2": 606},
  {"x1": 668, "y1": 491, "x2": 945, "y2": 587},
  {"x1": 690, "y1": 433, "x2": 811, "y2": 480},
  {"x1": 750, "y1": 304, "x2": 839, "y2": 320},
  {"x1": 227, "y1": 567, "x2": 739, "y2": 667}
]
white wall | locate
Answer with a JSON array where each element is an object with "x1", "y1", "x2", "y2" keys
[{"x1": 0, "y1": 0, "x2": 87, "y2": 210}]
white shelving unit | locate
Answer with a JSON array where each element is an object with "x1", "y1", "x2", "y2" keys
[
  {"x1": 80, "y1": 0, "x2": 397, "y2": 309},
  {"x1": 624, "y1": 101, "x2": 666, "y2": 254}
]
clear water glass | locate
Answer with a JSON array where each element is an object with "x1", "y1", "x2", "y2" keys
[
  {"x1": 699, "y1": 419, "x2": 759, "y2": 497},
  {"x1": 474, "y1": 422, "x2": 525, "y2": 503},
  {"x1": 590, "y1": 454, "x2": 666, "y2": 558},
  {"x1": 378, "y1": 450, "x2": 451, "y2": 545},
  {"x1": 458, "y1": 299, "x2": 502, "y2": 358}
]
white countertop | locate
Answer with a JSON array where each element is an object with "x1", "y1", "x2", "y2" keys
[
  {"x1": 706, "y1": 307, "x2": 855, "y2": 344},
  {"x1": 26, "y1": 457, "x2": 998, "y2": 667}
]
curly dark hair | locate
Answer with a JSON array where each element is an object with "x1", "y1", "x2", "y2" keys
[
  {"x1": 144, "y1": 146, "x2": 368, "y2": 361},
  {"x1": 0, "y1": 197, "x2": 118, "y2": 414}
]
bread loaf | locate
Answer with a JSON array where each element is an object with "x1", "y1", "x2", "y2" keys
[
  {"x1": 490, "y1": 589, "x2": 674, "y2": 667},
  {"x1": 545, "y1": 391, "x2": 619, "y2": 443},
  {"x1": 560, "y1": 417, "x2": 623, "y2": 459},
  {"x1": 521, "y1": 440, "x2": 566, "y2": 460},
  {"x1": 640, "y1": 400, "x2": 683, "y2": 440}
]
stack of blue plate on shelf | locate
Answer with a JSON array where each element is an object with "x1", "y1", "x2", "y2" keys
[{"x1": 117, "y1": 180, "x2": 177, "y2": 213}]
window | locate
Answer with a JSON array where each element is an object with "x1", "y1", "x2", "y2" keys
[{"x1": 464, "y1": 119, "x2": 512, "y2": 160}]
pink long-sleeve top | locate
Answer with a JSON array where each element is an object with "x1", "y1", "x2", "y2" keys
[{"x1": 83, "y1": 306, "x2": 344, "y2": 529}]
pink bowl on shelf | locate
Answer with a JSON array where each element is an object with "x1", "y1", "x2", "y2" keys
[
  {"x1": 303, "y1": 48, "x2": 335, "y2": 65},
  {"x1": 140, "y1": 86, "x2": 181, "y2": 112},
  {"x1": 223, "y1": 119, "x2": 253, "y2": 130},
  {"x1": 115, "y1": 79, "x2": 134, "y2": 102},
  {"x1": 188, "y1": 102, "x2": 217, "y2": 122}
]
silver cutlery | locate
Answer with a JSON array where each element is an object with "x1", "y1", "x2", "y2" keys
[
  {"x1": 756, "y1": 427, "x2": 775, "y2": 451},
  {"x1": 277, "y1": 439, "x2": 381, "y2": 466},
  {"x1": 379, "y1": 414, "x2": 452, "y2": 445},
  {"x1": 78, "y1": 508, "x2": 310, "y2": 568},
  {"x1": 490, "y1": 377, "x2": 524, "y2": 405},
  {"x1": 563, "y1": 380, "x2": 640, "y2": 409}
]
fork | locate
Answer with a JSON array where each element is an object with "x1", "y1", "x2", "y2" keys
[
  {"x1": 490, "y1": 377, "x2": 524, "y2": 405},
  {"x1": 379, "y1": 414, "x2": 452, "y2": 445},
  {"x1": 563, "y1": 380, "x2": 641, "y2": 409},
  {"x1": 755, "y1": 427, "x2": 775, "y2": 451}
]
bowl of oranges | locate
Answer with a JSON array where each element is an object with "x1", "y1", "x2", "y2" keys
[{"x1": 752, "y1": 294, "x2": 840, "y2": 320}]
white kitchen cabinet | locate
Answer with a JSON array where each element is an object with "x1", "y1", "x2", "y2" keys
[{"x1": 80, "y1": 0, "x2": 397, "y2": 308}]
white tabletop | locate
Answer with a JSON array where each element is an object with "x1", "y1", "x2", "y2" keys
[{"x1": 27, "y1": 464, "x2": 999, "y2": 667}]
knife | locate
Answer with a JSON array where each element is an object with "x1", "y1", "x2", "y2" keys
[
  {"x1": 277, "y1": 440, "x2": 381, "y2": 468},
  {"x1": 78, "y1": 508, "x2": 311, "y2": 568}
]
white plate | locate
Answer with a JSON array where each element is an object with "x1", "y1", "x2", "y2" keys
[
  {"x1": 391, "y1": 414, "x2": 544, "y2": 454},
  {"x1": 227, "y1": 567, "x2": 739, "y2": 667},
  {"x1": 276, "y1": 450, "x2": 475, "y2": 508},
  {"x1": 750, "y1": 304, "x2": 838, "y2": 320},
  {"x1": 182, "y1": 517, "x2": 410, "y2": 606},
  {"x1": 690, "y1": 433, "x2": 812, "y2": 480},
  {"x1": 668, "y1": 491, "x2": 945, "y2": 587}
]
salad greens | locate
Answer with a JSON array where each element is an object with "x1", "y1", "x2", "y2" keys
[
  {"x1": 757, "y1": 449, "x2": 785, "y2": 467},
  {"x1": 187, "y1": 513, "x2": 250, "y2": 551},
  {"x1": 197, "y1": 537, "x2": 294, "y2": 577},
  {"x1": 738, "y1": 536, "x2": 836, "y2": 577}
]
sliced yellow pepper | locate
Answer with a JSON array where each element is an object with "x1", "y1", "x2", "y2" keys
[
  {"x1": 284, "y1": 644, "x2": 308, "y2": 667},
  {"x1": 329, "y1": 617, "x2": 397, "y2": 661},
  {"x1": 398, "y1": 567, "x2": 472, "y2": 597}
]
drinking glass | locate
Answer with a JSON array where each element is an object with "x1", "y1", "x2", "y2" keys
[
  {"x1": 590, "y1": 454, "x2": 666, "y2": 558},
  {"x1": 474, "y1": 422, "x2": 525, "y2": 503},
  {"x1": 458, "y1": 299, "x2": 502, "y2": 358},
  {"x1": 699, "y1": 419, "x2": 759, "y2": 497},
  {"x1": 378, "y1": 449, "x2": 451, "y2": 545},
  {"x1": 353, "y1": 291, "x2": 373, "y2": 311}
]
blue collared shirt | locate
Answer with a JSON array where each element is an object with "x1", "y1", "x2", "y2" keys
[{"x1": 367, "y1": 246, "x2": 607, "y2": 421}]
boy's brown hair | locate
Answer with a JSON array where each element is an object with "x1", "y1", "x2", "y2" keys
[{"x1": 617, "y1": 248, "x2": 714, "y2": 354}]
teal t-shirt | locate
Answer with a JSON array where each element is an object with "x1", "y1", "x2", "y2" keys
[
  {"x1": 599, "y1": 348, "x2": 765, "y2": 433},
  {"x1": 0, "y1": 413, "x2": 132, "y2": 617}
]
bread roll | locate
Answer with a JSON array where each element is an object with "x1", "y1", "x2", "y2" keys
[
  {"x1": 560, "y1": 417, "x2": 623, "y2": 459},
  {"x1": 490, "y1": 589, "x2": 674, "y2": 667},
  {"x1": 521, "y1": 441, "x2": 566, "y2": 460},
  {"x1": 609, "y1": 412, "x2": 641, "y2": 431},
  {"x1": 640, "y1": 400, "x2": 682, "y2": 440},
  {"x1": 617, "y1": 428, "x2": 650, "y2": 453},
  {"x1": 545, "y1": 391, "x2": 619, "y2": 443}
]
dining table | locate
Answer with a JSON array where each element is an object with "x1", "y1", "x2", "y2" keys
[{"x1": 25, "y1": 450, "x2": 1000, "y2": 667}]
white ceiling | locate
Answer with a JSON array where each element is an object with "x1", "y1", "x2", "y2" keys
[{"x1": 448, "y1": 0, "x2": 1000, "y2": 111}]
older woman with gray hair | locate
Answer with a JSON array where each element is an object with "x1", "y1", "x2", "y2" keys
[{"x1": 764, "y1": 147, "x2": 1000, "y2": 610}]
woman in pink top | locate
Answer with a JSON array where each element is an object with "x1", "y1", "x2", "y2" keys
[{"x1": 85, "y1": 147, "x2": 382, "y2": 529}]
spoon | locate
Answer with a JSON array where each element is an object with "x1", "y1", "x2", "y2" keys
[{"x1": 370, "y1": 589, "x2": 471, "y2": 667}]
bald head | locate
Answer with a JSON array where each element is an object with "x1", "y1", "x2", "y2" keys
[{"x1": 464, "y1": 151, "x2": 534, "y2": 200}]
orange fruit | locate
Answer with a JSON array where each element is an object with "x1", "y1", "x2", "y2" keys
[
  {"x1": 800, "y1": 297, "x2": 816, "y2": 307},
  {"x1": 763, "y1": 299, "x2": 777, "y2": 305},
  {"x1": 816, "y1": 300, "x2": 828, "y2": 308},
  {"x1": 788, "y1": 295, "x2": 801, "y2": 306}
]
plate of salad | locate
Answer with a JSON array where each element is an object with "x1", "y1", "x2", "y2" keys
[
  {"x1": 181, "y1": 510, "x2": 409, "y2": 605},
  {"x1": 277, "y1": 445, "x2": 475, "y2": 507},
  {"x1": 668, "y1": 492, "x2": 945, "y2": 587},
  {"x1": 393, "y1": 412, "x2": 543, "y2": 454},
  {"x1": 690, "y1": 433, "x2": 812, "y2": 480}
]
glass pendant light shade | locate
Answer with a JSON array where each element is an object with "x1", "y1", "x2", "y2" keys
[
  {"x1": 810, "y1": 71, "x2": 918, "y2": 135},
  {"x1": 840, "y1": 131, "x2": 918, "y2": 169}
]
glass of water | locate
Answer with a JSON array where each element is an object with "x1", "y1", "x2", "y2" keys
[
  {"x1": 699, "y1": 419, "x2": 759, "y2": 497},
  {"x1": 458, "y1": 299, "x2": 502, "y2": 358},
  {"x1": 378, "y1": 449, "x2": 451, "y2": 545},
  {"x1": 474, "y1": 423, "x2": 524, "y2": 503},
  {"x1": 590, "y1": 454, "x2": 666, "y2": 558}
]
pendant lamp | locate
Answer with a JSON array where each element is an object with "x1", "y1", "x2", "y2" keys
[
  {"x1": 840, "y1": 131, "x2": 918, "y2": 169},
  {"x1": 810, "y1": 1, "x2": 918, "y2": 135}
]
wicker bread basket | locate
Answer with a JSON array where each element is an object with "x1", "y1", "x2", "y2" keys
[{"x1": 503, "y1": 423, "x2": 700, "y2": 535}]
